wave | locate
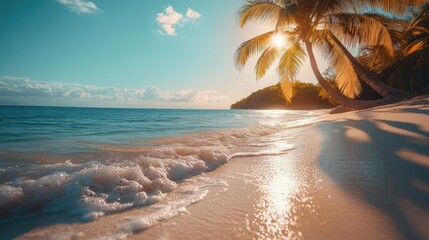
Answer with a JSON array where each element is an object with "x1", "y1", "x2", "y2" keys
[{"x1": 0, "y1": 114, "x2": 321, "y2": 223}]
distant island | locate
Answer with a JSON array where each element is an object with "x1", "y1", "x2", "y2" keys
[{"x1": 231, "y1": 82, "x2": 337, "y2": 110}]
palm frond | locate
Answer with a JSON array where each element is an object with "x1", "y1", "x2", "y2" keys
[
  {"x1": 310, "y1": 0, "x2": 344, "y2": 23},
  {"x1": 366, "y1": 13, "x2": 409, "y2": 45},
  {"x1": 255, "y1": 46, "x2": 281, "y2": 79},
  {"x1": 367, "y1": 0, "x2": 425, "y2": 15},
  {"x1": 410, "y1": 26, "x2": 429, "y2": 35},
  {"x1": 276, "y1": 41, "x2": 306, "y2": 102},
  {"x1": 238, "y1": 0, "x2": 283, "y2": 28},
  {"x1": 358, "y1": 45, "x2": 396, "y2": 73},
  {"x1": 275, "y1": 2, "x2": 299, "y2": 29},
  {"x1": 404, "y1": 4, "x2": 429, "y2": 55},
  {"x1": 404, "y1": 36, "x2": 429, "y2": 55},
  {"x1": 279, "y1": 77, "x2": 294, "y2": 103},
  {"x1": 312, "y1": 30, "x2": 362, "y2": 98},
  {"x1": 323, "y1": 12, "x2": 404, "y2": 57},
  {"x1": 276, "y1": 42, "x2": 306, "y2": 82},
  {"x1": 410, "y1": 4, "x2": 429, "y2": 29},
  {"x1": 234, "y1": 30, "x2": 275, "y2": 69}
]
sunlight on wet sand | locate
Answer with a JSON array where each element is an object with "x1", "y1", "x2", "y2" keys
[
  {"x1": 131, "y1": 126, "x2": 321, "y2": 240},
  {"x1": 134, "y1": 101, "x2": 429, "y2": 240},
  {"x1": 9, "y1": 102, "x2": 429, "y2": 240},
  {"x1": 251, "y1": 157, "x2": 302, "y2": 239}
]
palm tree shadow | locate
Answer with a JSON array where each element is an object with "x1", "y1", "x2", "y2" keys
[{"x1": 318, "y1": 112, "x2": 429, "y2": 240}]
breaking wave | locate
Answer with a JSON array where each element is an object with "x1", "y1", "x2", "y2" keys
[{"x1": 0, "y1": 111, "x2": 324, "y2": 224}]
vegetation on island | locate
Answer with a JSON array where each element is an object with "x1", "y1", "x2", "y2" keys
[
  {"x1": 231, "y1": 81, "x2": 337, "y2": 110},
  {"x1": 235, "y1": 0, "x2": 429, "y2": 110}
]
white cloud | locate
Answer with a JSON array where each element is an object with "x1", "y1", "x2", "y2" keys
[
  {"x1": 186, "y1": 8, "x2": 201, "y2": 20},
  {"x1": 156, "y1": 6, "x2": 184, "y2": 36},
  {"x1": 156, "y1": 6, "x2": 201, "y2": 36},
  {"x1": 0, "y1": 76, "x2": 227, "y2": 105},
  {"x1": 57, "y1": 0, "x2": 102, "y2": 14}
]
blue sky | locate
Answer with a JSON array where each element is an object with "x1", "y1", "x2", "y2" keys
[{"x1": 0, "y1": 0, "x2": 328, "y2": 108}]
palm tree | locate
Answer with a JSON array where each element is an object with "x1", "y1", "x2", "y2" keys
[
  {"x1": 359, "y1": 3, "x2": 429, "y2": 93},
  {"x1": 404, "y1": 3, "x2": 429, "y2": 61},
  {"x1": 390, "y1": 3, "x2": 429, "y2": 92},
  {"x1": 235, "y1": 0, "x2": 419, "y2": 109}
]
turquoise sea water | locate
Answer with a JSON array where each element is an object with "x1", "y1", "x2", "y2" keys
[
  {"x1": 0, "y1": 106, "x2": 325, "y2": 238},
  {"x1": 0, "y1": 106, "x2": 256, "y2": 153}
]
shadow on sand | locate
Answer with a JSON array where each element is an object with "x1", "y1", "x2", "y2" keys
[{"x1": 318, "y1": 108, "x2": 429, "y2": 240}]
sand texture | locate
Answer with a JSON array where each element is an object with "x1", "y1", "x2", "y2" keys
[
  {"x1": 12, "y1": 97, "x2": 429, "y2": 240},
  {"x1": 136, "y1": 97, "x2": 429, "y2": 240}
]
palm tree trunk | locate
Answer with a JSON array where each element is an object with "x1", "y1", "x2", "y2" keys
[
  {"x1": 327, "y1": 32, "x2": 412, "y2": 100},
  {"x1": 304, "y1": 41, "x2": 396, "y2": 110}
]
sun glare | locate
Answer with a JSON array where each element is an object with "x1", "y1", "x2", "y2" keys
[{"x1": 271, "y1": 33, "x2": 286, "y2": 48}]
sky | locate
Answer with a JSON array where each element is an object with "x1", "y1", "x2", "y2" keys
[{"x1": 0, "y1": 0, "x2": 329, "y2": 109}]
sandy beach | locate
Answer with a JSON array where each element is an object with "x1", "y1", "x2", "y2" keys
[
  {"x1": 2, "y1": 1, "x2": 429, "y2": 239},
  {"x1": 137, "y1": 97, "x2": 429, "y2": 240},
  {"x1": 10, "y1": 97, "x2": 428, "y2": 240}
]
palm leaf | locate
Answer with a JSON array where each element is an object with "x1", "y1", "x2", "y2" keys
[
  {"x1": 277, "y1": 41, "x2": 306, "y2": 80},
  {"x1": 404, "y1": 3, "x2": 429, "y2": 55},
  {"x1": 312, "y1": 30, "x2": 362, "y2": 98},
  {"x1": 404, "y1": 36, "x2": 429, "y2": 55},
  {"x1": 323, "y1": 13, "x2": 401, "y2": 57},
  {"x1": 279, "y1": 77, "x2": 294, "y2": 103},
  {"x1": 357, "y1": 45, "x2": 396, "y2": 73},
  {"x1": 238, "y1": 0, "x2": 283, "y2": 28},
  {"x1": 255, "y1": 46, "x2": 281, "y2": 79},
  {"x1": 234, "y1": 30, "x2": 275, "y2": 69},
  {"x1": 276, "y1": 41, "x2": 306, "y2": 102},
  {"x1": 367, "y1": 0, "x2": 425, "y2": 15},
  {"x1": 310, "y1": 0, "x2": 344, "y2": 23},
  {"x1": 275, "y1": 1, "x2": 299, "y2": 29}
]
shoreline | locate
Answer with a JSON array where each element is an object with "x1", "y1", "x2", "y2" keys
[
  {"x1": 7, "y1": 98, "x2": 429, "y2": 239},
  {"x1": 135, "y1": 97, "x2": 429, "y2": 239}
]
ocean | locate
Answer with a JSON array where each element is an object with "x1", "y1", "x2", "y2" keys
[{"x1": 0, "y1": 106, "x2": 325, "y2": 239}]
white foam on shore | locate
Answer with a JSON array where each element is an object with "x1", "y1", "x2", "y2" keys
[
  {"x1": 0, "y1": 113, "x2": 323, "y2": 225},
  {"x1": 113, "y1": 187, "x2": 209, "y2": 240},
  {"x1": 230, "y1": 143, "x2": 296, "y2": 159}
]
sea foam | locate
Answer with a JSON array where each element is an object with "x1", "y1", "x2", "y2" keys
[{"x1": 0, "y1": 114, "x2": 321, "y2": 223}]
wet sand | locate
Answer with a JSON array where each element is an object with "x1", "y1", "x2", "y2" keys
[
  {"x1": 14, "y1": 97, "x2": 429, "y2": 240},
  {"x1": 136, "y1": 98, "x2": 429, "y2": 240}
]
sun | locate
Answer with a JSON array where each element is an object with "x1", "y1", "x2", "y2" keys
[{"x1": 271, "y1": 33, "x2": 286, "y2": 48}]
